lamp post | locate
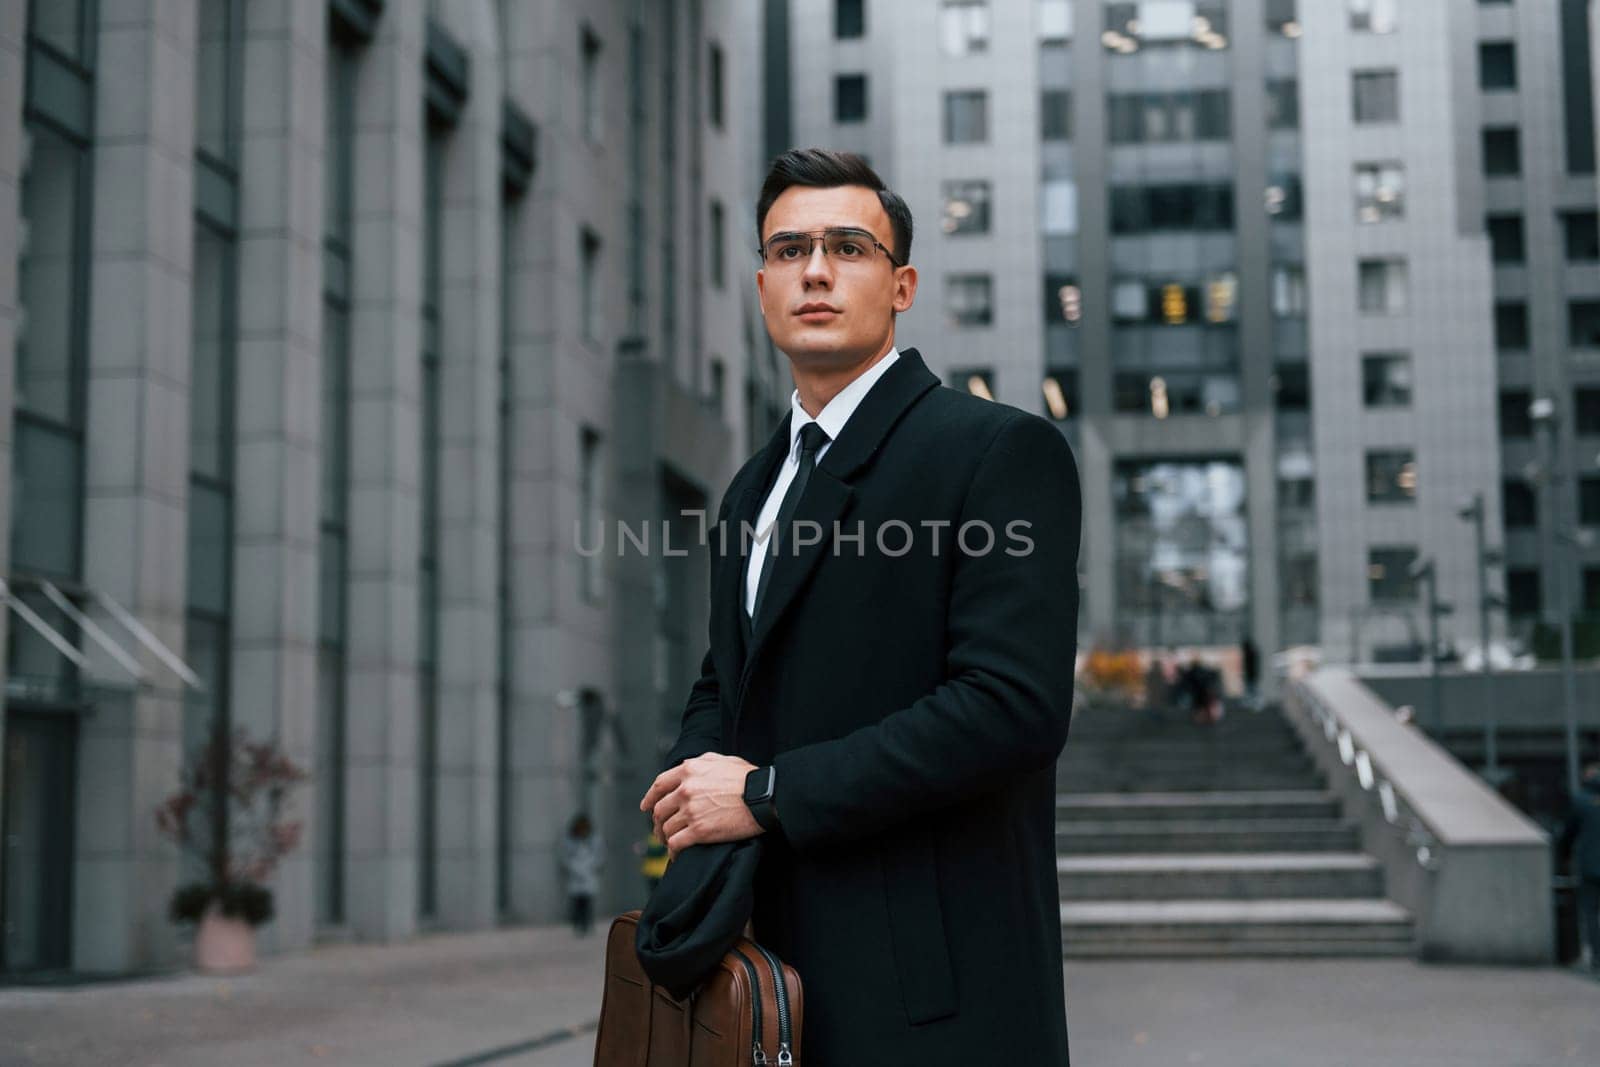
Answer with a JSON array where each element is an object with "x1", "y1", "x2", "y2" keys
[
  {"x1": 1408, "y1": 557, "x2": 1454, "y2": 732},
  {"x1": 1457, "y1": 493, "x2": 1507, "y2": 783},
  {"x1": 1529, "y1": 396, "x2": 1583, "y2": 798}
]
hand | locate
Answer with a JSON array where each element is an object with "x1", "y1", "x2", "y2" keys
[{"x1": 639, "y1": 753, "x2": 763, "y2": 857}]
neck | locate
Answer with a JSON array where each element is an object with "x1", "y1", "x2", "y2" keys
[{"x1": 792, "y1": 338, "x2": 895, "y2": 418}]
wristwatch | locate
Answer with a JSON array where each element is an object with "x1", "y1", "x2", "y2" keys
[{"x1": 743, "y1": 765, "x2": 780, "y2": 832}]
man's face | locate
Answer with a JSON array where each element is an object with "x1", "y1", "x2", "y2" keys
[{"x1": 756, "y1": 185, "x2": 917, "y2": 372}]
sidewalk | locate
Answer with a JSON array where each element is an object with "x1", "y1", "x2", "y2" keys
[{"x1": 3, "y1": 926, "x2": 1598, "y2": 1066}]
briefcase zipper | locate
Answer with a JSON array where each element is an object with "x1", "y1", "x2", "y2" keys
[
  {"x1": 752, "y1": 943, "x2": 793, "y2": 1065},
  {"x1": 731, "y1": 949, "x2": 769, "y2": 1065}
]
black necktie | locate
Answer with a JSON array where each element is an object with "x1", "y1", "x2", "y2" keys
[{"x1": 750, "y1": 422, "x2": 831, "y2": 630}]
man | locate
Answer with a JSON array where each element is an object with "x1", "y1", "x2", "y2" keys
[
  {"x1": 1559, "y1": 762, "x2": 1600, "y2": 974},
  {"x1": 639, "y1": 149, "x2": 1081, "y2": 1063}
]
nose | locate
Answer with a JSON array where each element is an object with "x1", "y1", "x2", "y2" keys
[{"x1": 800, "y1": 242, "x2": 834, "y2": 287}]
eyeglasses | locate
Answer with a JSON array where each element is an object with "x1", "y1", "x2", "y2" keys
[{"x1": 758, "y1": 227, "x2": 903, "y2": 268}]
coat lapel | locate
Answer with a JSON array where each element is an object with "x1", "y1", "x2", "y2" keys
[{"x1": 734, "y1": 348, "x2": 940, "y2": 715}]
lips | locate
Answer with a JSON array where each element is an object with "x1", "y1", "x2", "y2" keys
[{"x1": 795, "y1": 303, "x2": 840, "y2": 320}]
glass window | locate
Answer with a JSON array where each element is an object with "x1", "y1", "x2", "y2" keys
[
  {"x1": 1274, "y1": 364, "x2": 1310, "y2": 411},
  {"x1": 1578, "y1": 387, "x2": 1600, "y2": 434},
  {"x1": 17, "y1": 125, "x2": 86, "y2": 426},
  {"x1": 1588, "y1": 569, "x2": 1600, "y2": 613},
  {"x1": 1113, "y1": 280, "x2": 1148, "y2": 321},
  {"x1": 1352, "y1": 70, "x2": 1399, "y2": 124},
  {"x1": 1357, "y1": 258, "x2": 1407, "y2": 313},
  {"x1": 1366, "y1": 451, "x2": 1417, "y2": 504},
  {"x1": 946, "y1": 274, "x2": 994, "y2": 327},
  {"x1": 1506, "y1": 568, "x2": 1540, "y2": 618},
  {"x1": 1363, "y1": 354, "x2": 1411, "y2": 407},
  {"x1": 1107, "y1": 91, "x2": 1230, "y2": 143},
  {"x1": 709, "y1": 199, "x2": 725, "y2": 289},
  {"x1": 1266, "y1": 0, "x2": 1299, "y2": 36},
  {"x1": 1571, "y1": 302, "x2": 1600, "y2": 348},
  {"x1": 1499, "y1": 389, "x2": 1532, "y2": 439},
  {"x1": 1505, "y1": 480, "x2": 1538, "y2": 528},
  {"x1": 1044, "y1": 274, "x2": 1082, "y2": 325},
  {"x1": 1265, "y1": 175, "x2": 1302, "y2": 220},
  {"x1": 1112, "y1": 459, "x2": 1251, "y2": 644},
  {"x1": 196, "y1": 0, "x2": 237, "y2": 164},
  {"x1": 1354, "y1": 162, "x2": 1404, "y2": 222},
  {"x1": 1479, "y1": 41, "x2": 1517, "y2": 90},
  {"x1": 708, "y1": 43, "x2": 724, "y2": 129},
  {"x1": 1483, "y1": 127, "x2": 1521, "y2": 175},
  {"x1": 1367, "y1": 546, "x2": 1419, "y2": 602},
  {"x1": 26, "y1": 0, "x2": 88, "y2": 65},
  {"x1": 1111, "y1": 183, "x2": 1234, "y2": 233},
  {"x1": 835, "y1": 73, "x2": 867, "y2": 122},
  {"x1": 1272, "y1": 265, "x2": 1306, "y2": 317},
  {"x1": 1267, "y1": 80, "x2": 1299, "y2": 129},
  {"x1": 1041, "y1": 179, "x2": 1078, "y2": 235},
  {"x1": 940, "y1": 0, "x2": 991, "y2": 56},
  {"x1": 1581, "y1": 476, "x2": 1600, "y2": 526},
  {"x1": 835, "y1": 0, "x2": 865, "y2": 38},
  {"x1": 1496, "y1": 302, "x2": 1529, "y2": 349},
  {"x1": 190, "y1": 223, "x2": 232, "y2": 481},
  {"x1": 1041, "y1": 89, "x2": 1071, "y2": 140},
  {"x1": 1487, "y1": 214, "x2": 1525, "y2": 263},
  {"x1": 1349, "y1": 0, "x2": 1397, "y2": 34},
  {"x1": 1042, "y1": 371, "x2": 1077, "y2": 420},
  {"x1": 579, "y1": 428, "x2": 603, "y2": 602},
  {"x1": 944, "y1": 90, "x2": 988, "y2": 143},
  {"x1": 581, "y1": 228, "x2": 601, "y2": 343},
  {"x1": 942, "y1": 180, "x2": 991, "y2": 235},
  {"x1": 1039, "y1": 0, "x2": 1073, "y2": 44},
  {"x1": 1105, "y1": 2, "x2": 1231, "y2": 48},
  {"x1": 10, "y1": 424, "x2": 82, "y2": 579},
  {"x1": 950, "y1": 367, "x2": 995, "y2": 400},
  {"x1": 581, "y1": 27, "x2": 602, "y2": 143},
  {"x1": 1563, "y1": 210, "x2": 1600, "y2": 261}
]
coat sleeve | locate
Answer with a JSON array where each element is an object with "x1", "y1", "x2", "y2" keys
[
  {"x1": 771, "y1": 414, "x2": 1082, "y2": 852},
  {"x1": 663, "y1": 646, "x2": 724, "y2": 771}
]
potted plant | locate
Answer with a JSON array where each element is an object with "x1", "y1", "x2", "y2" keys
[{"x1": 155, "y1": 726, "x2": 308, "y2": 973}]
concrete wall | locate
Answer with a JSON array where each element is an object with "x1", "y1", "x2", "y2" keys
[{"x1": 1289, "y1": 668, "x2": 1553, "y2": 964}]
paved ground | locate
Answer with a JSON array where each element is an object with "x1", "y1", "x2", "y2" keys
[{"x1": 2, "y1": 926, "x2": 1597, "y2": 1066}]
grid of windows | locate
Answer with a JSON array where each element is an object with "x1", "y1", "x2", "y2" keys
[
  {"x1": 1110, "y1": 183, "x2": 1234, "y2": 233},
  {"x1": 1107, "y1": 90, "x2": 1228, "y2": 144}
]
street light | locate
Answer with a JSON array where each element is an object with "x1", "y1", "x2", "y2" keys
[
  {"x1": 1457, "y1": 494, "x2": 1508, "y2": 784},
  {"x1": 1528, "y1": 396, "x2": 1582, "y2": 798},
  {"x1": 1407, "y1": 556, "x2": 1454, "y2": 732}
]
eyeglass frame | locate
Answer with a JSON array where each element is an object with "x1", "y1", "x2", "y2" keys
[{"x1": 756, "y1": 226, "x2": 907, "y2": 269}]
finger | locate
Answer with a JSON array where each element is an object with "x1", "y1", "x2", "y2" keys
[
  {"x1": 640, "y1": 767, "x2": 684, "y2": 812},
  {"x1": 666, "y1": 825, "x2": 694, "y2": 855}
]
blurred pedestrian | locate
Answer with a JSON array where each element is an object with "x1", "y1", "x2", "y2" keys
[
  {"x1": 1558, "y1": 763, "x2": 1600, "y2": 975},
  {"x1": 563, "y1": 813, "x2": 602, "y2": 937},
  {"x1": 637, "y1": 828, "x2": 669, "y2": 893},
  {"x1": 1241, "y1": 636, "x2": 1260, "y2": 710}
]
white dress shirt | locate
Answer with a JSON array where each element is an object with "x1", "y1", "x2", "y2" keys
[{"x1": 744, "y1": 347, "x2": 901, "y2": 618}]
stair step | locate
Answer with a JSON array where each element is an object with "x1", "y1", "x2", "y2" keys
[
  {"x1": 1057, "y1": 791, "x2": 1337, "y2": 822},
  {"x1": 1059, "y1": 776, "x2": 1326, "y2": 794},
  {"x1": 1057, "y1": 852, "x2": 1384, "y2": 900},
  {"x1": 1060, "y1": 897, "x2": 1413, "y2": 944},
  {"x1": 1056, "y1": 820, "x2": 1359, "y2": 854},
  {"x1": 1062, "y1": 939, "x2": 1415, "y2": 959}
]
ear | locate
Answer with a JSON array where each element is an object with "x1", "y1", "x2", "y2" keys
[
  {"x1": 756, "y1": 268, "x2": 766, "y2": 300},
  {"x1": 892, "y1": 265, "x2": 918, "y2": 314}
]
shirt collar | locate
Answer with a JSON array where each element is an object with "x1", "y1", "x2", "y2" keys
[{"x1": 787, "y1": 347, "x2": 900, "y2": 459}]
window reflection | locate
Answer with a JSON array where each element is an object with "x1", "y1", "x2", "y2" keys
[{"x1": 1113, "y1": 459, "x2": 1250, "y2": 646}]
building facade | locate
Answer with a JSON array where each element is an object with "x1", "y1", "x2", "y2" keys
[
  {"x1": 778, "y1": 0, "x2": 1600, "y2": 669},
  {"x1": 0, "y1": 0, "x2": 780, "y2": 976}
]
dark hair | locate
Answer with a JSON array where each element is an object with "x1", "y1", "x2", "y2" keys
[{"x1": 756, "y1": 148, "x2": 913, "y2": 266}]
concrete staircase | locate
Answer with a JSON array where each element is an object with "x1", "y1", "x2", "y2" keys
[{"x1": 1056, "y1": 703, "x2": 1415, "y2": 957}]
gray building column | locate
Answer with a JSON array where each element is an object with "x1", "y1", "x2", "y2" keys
[
  {"x1": 0, "y1": 0, "x2": 23, "y2": 808},
  {"x1": 430, "y1": 0, "x2": 503, "y2": 932},
  {"x1": 499, "y1": 2, "x2": 610, "y2": 923},
  {"x1": 231, "y1": 0, "x2": 326, "y2": 955},
  {"x1": 344, "y1": 2, "x2": 425, "y2": 943},
  {"x1": 75, "y1": 2, "x2": 198, "y2": 973}
]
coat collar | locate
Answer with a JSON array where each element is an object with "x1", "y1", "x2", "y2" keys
[{"x1": 723, "y1": 347, "x2": 940, "y2": 720}]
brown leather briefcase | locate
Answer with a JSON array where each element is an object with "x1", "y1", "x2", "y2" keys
[{"x1": 594, "y1": 910, "x2": 804, "y2": 1066}]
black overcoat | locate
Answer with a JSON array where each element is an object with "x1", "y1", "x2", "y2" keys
[{"x1": 664, "y1": 347, "x2": 1082, "y2": 1065}]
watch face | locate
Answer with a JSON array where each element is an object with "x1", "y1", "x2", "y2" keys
[{"x1": 745, "y1": 766, "x2": 773, "y2": 803}]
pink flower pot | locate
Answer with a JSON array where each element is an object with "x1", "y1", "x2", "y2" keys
[{"x1": 194, "y1": 904, "x2": 257, "y2": 974}]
